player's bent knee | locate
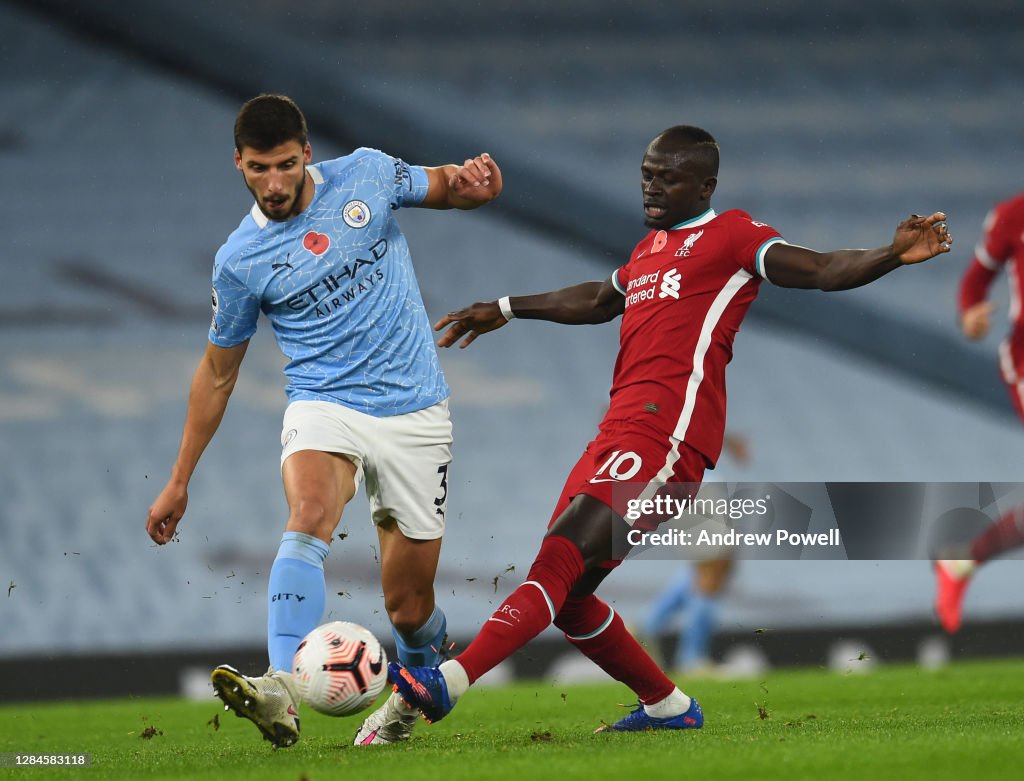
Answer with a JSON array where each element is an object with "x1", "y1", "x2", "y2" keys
[
  {"x1": 546, "y1": 495, "x2": 626, "y2": 569},
  {"x1": 285, "y1": 498, "x2": 338, "y2": 539}
]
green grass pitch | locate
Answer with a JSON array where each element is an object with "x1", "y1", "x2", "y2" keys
[{"x1": 2, "y1": 659, "x2": 1023, "y2": 780}]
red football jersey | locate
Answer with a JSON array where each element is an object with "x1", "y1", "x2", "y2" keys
[
  {"x1": 606, "y1": 208, "x2": 784, "y2": 466},
  {"x1": 958, "y1": 193, "x2": 1024, "y2": 388}
]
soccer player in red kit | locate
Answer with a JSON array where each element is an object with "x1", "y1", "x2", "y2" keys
[
  {"x1": 392, "y1": 125, "x2": 952, "y2": 731},
  {"x1": 934, "y1": 192, "x2": 1024, "y2": 634}
]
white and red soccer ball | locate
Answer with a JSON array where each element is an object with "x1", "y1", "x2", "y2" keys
[{"x1": 292, "y1": 621, "x2": 388, "y2": 716}]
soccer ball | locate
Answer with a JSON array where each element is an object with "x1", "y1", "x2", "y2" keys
[{"x1": 292, "y1": 621, "x2": 388, "y2": 716}]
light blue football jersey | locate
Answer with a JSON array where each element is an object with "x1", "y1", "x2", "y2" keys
[{"x1": 209, "y1": 147, "x2": 449, "y2": 416}]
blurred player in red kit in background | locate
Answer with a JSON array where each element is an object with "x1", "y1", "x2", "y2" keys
[
  {"x1": 392, "y1": 125, "x2": 952, "y2": 732},
  {"x1": 935, "y1": 192, "x2": 1024, "y2": 634}
]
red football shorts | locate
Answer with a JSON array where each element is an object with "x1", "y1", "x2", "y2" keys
[{"x1": 548, "y1": 425, "x2": 709, "y2": 532}]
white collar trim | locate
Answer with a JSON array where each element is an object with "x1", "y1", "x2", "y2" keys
[
  {"x1": 249, "y1": 203, "x2": 269, "y2": 229},
  {"x1": 671, "y1": 208, "x2": 717, "y2": 230}
]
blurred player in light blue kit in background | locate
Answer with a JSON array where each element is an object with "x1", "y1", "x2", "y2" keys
[
  {"x1": 643, "y1": 434, "x2": 748, "y2": 675},
  {"x1": 145, "y1": 94, "x2": 502, "y2": 747}
]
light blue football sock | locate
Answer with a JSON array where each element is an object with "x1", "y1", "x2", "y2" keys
[
  {"x1": 645, "y1": 567, "x2": 694, "y2": 636},
  {"x1": 393, "y1": 605, "x2": 447, "y2": 667},
  {"x1": 678, "y1": 592, "x2": 719, "y2": 670},
  {"x1": 267, "y1": 531, "x2": 330, "y2": 672}
]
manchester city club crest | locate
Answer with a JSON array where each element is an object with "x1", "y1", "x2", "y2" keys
[{"x1": 343, "y1": 200, "x2": 371, "y2": 228}]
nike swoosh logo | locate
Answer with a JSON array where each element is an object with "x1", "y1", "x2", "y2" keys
[
  {"x1": 369, "y1": 649, "x2": 384, "y2": 676},
  {"x1": 588, "y1": 477, "x2": 621, "y2": 484},
  {"x1": 360, "y1": 728, "x2": 380, "y2": 745}
]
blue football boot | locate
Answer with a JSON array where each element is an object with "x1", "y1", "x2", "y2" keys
[
  {"x1": 594, "y1": 697, "x2": 704, "y2": 732},
  {"x1": 387, "y1": 662, "x2": 454, "y2": 723}
]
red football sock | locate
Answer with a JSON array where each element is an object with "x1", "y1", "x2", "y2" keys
[
  {"x1": 456, "y1": 535, "x2": 585, "y2": 683},
  {"x1": 557, "y1": 594, "x2": 676, "y2": 704},
  {"x1": 970, "y1": 506, "x2": 1024, "y2": 563}
]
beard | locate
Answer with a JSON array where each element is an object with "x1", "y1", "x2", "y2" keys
[{"x1": 247, "y1": 172, "x2": 307, "y2": 222}]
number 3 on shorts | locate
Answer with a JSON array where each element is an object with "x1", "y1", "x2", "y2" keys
[{"x1": 434, "y1": 464, "x2": 449, "y2": 517}]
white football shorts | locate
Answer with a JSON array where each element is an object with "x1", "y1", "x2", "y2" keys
[{"x1": 280, "y1": 398, "x2": 453, "y2": 540}]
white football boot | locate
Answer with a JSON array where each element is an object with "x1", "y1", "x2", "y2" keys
[
  {"x1": 353, "y1": 691, "x2": 419, "y2": 745},
  {"x1": 211, "y1": 664, "x2": 301, "y2": 748}
]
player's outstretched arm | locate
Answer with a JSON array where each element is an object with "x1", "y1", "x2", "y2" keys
[
  {"x1": 145, "y1": 340, "x2": 249, "y2": 544},
  {"x1": 958, "y1": 243, "x2": 1001, "y2": 341},
  {"x1": 434, "y1": 278, "x2": 624, "y2": 349},
  {"x1": 421, "y1": 153, "x2": 503, "y2": 210},
  {"x1": 764, "y1": 212, "x2": 952, "y2": 291}
]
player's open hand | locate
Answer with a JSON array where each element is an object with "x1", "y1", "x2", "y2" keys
[
  {"x1": 448, "y1": 153, "x2": 502, "y2": 204},
  {"x1": 146, "y1": 480, "x2": 188, "y2": 545},
  {"x1": 434, "y1": 301, "x2": 508, "y2": 348},
  {"x1": 893, "y1": 212, "x2": 952, "y2": 265}
]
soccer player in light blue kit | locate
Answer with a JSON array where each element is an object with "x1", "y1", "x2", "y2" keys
[{"x1": 145, "y1": 94, "x2": 502, "y2": 747}]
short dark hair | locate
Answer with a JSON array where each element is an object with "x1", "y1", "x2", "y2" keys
[
  {"x1": 234, "y1": 94, "x2": 308, "y2": 153},
  {"x1": 651, "y1": 125, "x2": 720, "y2": 177}
]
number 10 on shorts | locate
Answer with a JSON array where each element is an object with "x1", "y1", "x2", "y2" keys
[{"x1": 595, "y1": 450, "x2": 643, "y2": 481}]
